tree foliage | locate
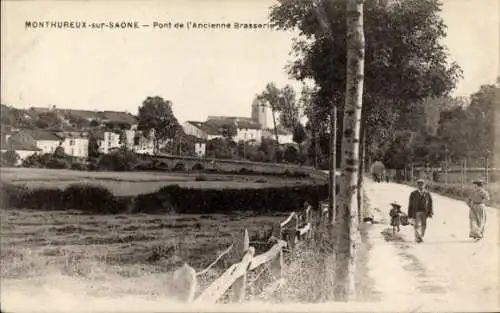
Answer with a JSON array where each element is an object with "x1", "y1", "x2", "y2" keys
[
  {"x1": 256, "y1": 83, "x2": 282, "y2": 143},
  {"x1": 269, "y1": 0, "x2": 462, "y2": 162},
  {"x1": 35, "y1": 112, "x2": 62, "y2": 130},
  {"x1": 1, "y1": 150, "x2": 20, "y2": 167},
  {"x1": 137, "y1": 96, "x2": 182, "y2": 154},
  {"x1": 278, "y1": 85, "x2": 301, "y2": 131},
  {"x1": 220, "y1": 123, "x2": 237, "y2": 141}
]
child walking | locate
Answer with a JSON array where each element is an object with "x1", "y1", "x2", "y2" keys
[{"x1": 390, "y1": 201, "x2": 404, "y2": 234}]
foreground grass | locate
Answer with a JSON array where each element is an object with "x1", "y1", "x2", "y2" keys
[
  {"x1": 0, "y1": 209, "x2": 286, "y2": 283},
  {"x1": 263, "y1": 193, "x2": 379, "y2": 303}
]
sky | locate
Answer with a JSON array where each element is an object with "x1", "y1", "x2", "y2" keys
[{"x1": 1, "y1": 0, "x2": 499, "y2": 124}]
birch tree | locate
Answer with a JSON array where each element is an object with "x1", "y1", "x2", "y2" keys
[{"x1": 334, "y1": 0, "x2": 365, "y2": 301}]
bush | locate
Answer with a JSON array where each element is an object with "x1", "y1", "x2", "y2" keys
[
  {"x1": 63, "y1": 184, "x2": 123, "y2": 213},
  {"x1": 0, "y1": 150, "x2": 20, "y2": 167},
  {"x1": 46, "y1": 158, "x2": 70, "y2": 169},
  {"x1": 0, "y1": 179, "x2": 328, "y2": 214},
  {"x1": 22, "y1": 153, "x2": 51, "y2": 168},
  {"x1": 98, "y1": 148, "x2": 138, "y2": 171},
  {"x1": 71, "y1": 162, "x2": 88, "y2": 171},
  {"x1": 284, "y1": 146, "x2": 299, "y2": 163},
  {"x1": 144, "y1": 183, "x2": 329, "y2": 214},
  {"x1": 0, "y1": 182, "x2": 127, "y2": 213}
]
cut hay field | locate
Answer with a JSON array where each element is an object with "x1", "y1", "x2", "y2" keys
[
  {"x1": 0, "y1": 208, "x2": 289, "y2": 302},
  {"x1": 1, "y1": 167, "x2": 324, "y2": 196}
]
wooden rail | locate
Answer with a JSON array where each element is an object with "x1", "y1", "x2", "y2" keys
[{"x1": 167, "y1": 204, "x2": 317, "y2": 304}]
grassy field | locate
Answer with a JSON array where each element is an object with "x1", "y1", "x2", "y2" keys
[
  {"x1": 0, "y1": 208, "x2": 290, "y2": 302},
  {"x1": 1, "y1": 167, "x2": 324, "y2": 196}
]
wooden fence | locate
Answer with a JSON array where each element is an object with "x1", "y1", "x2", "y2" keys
[{"x1": 168, "y1": 205, "x2": 317, "y2": 304}]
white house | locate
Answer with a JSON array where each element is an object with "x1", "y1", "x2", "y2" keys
[
  {"x1": 233, "y1": 119, "x2": 262, "y2": 143},
  {"x1": 56, "y1": 132, "x2": 89, "y2": 159},
  {"x1": 1, "y1": 136, "x2": 42, "y2": 165},
  {"x1": 195, "y1": 142, "x2": 206, "y2": 157},
  {"x1": 262, "y1": 128, "x2": 295, "y2": 145},
  {"x1": 98, "y1": 131, "x2": 121, "y2": 154}
]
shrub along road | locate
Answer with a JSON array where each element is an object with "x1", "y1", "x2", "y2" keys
[{"x1": 364, "y1": 179, "x2": 499, "y2": 312}]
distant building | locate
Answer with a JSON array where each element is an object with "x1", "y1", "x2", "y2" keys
[
  {"x1": 195, "y1": 142, "x2": 206, "y2": 157},
  {"x1": 98, "y1": 131, "x2": 121, "y2": 154},
  {"x1": 56, "y1": 131, "x2": 89, "y2": 158},
  {"x1": 0, "y1": 137, "x2": 42, "y2": 165},
  {"x1": 262, "y1": 127, "x2": 294, "y2": 145},
  {"x1": 7, "y1": 129, "x2": 61, "y2": 154},
  {"x1": 183, "y1": 121, "x2": 208, "y2": 140}
]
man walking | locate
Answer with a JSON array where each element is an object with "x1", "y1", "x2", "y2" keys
[{"x1": 408, "y1": 179, "x2": 433, "y2": 243}]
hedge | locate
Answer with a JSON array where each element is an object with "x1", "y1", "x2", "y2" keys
[
  {"x1": 0, "y1": 182, "x2": 331, "y2": 214},
  {"x1": 0, "y1": 182, "x2": 127, "y2": 214}
]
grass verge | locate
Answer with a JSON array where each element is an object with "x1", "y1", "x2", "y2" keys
[{"x1": 266, "y1": 190, "x2": 379, "y2": 303}]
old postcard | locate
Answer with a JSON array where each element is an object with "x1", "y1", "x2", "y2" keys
[{"x1": 1, "y1": 0, "x2": 499, "y2": 312}]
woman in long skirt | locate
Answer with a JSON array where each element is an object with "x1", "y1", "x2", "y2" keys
[{"x1": 467, "y1": 180, "x2": 490, "y2": 241}]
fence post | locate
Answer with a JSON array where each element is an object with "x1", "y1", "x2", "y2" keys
[
  {"x1": 171, "y1": 263, "x2": 198, "y2": 303},
  {"x1": 231, "y1": 229, "x2": 249, "y2": 303}
]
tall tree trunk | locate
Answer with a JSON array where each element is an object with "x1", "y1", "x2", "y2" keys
[
  {"x1": 357, "y1": 125, "x2": 366, "y2": 223},
  {"x1": 334, "y1": 0, "x2": 365, "y2": 302},
  {"x1": 329, "y1": 101, "x2": 338, "y2": 224}
]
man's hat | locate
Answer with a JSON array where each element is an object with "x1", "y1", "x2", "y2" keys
[
  {"x1": 390, "y1": 201, "x2": 402, "y2": 208},
  {"x1": 416, "y1": 179, "x2": 425, "y2": 184}
]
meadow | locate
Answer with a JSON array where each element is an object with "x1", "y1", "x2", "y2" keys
[
  {"x1": 1, "y1": 167, "x2": 324, "y2": 196},
  {"x1": 0, "y1": 207, "x2": 291, "y2": 300},
  {"x1": 0, "y1": 167, "x2": 318, "y2": 300}
]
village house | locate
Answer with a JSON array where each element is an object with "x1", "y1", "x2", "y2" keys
[
  {"x1": 7, "y1": 129, "x2": 61, "y2": 154},
  {"x1": 2, "y1": 129, "x2": 90, "y2": 161},
  {"x1": 262, "y1": 128, "x2": 295, "y2": 145},
  {"x1": 232, "y1": 119, "x2": 262, "y2": 143},
  {"x1": 1, "y1": 135, "x2": 42, "y2": 165},
  {"x1": 182, "y1": 121, "x2": 208, "y2": 140},
  {"x1": 98, "y1": 131, "x2": 121, "y2": 154},
  {"x1": 55, "y1": 131, "x2": 89, "y2": 159}
]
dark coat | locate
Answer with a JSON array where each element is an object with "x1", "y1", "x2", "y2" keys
[{"x1": 408, "y1": 189, "x2": 433, "y2": 219}]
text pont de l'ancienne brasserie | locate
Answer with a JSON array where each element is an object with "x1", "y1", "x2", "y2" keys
[{"x1": 24, "y1": 21, "x2": 275, "y2": 30}]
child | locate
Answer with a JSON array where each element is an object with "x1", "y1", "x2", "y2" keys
[{"x1": 389, "y1": 201, "x2": 403, "y2": 234}]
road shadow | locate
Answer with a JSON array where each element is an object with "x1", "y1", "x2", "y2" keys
[
  {"x1": 380, "y1": 227, "x2": 447, "y2": 295},
  {"x1": 380, "y1": 228, "x2": 405, "y2": 242}
]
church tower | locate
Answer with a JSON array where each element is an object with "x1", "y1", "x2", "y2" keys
[{"x1": 251, "y1": 98, "x2": 268, "y2": 129}]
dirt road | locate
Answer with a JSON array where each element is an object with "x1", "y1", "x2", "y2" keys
[{"x1": 364, "y1": 180, "x2": 499, "y2": 312}]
